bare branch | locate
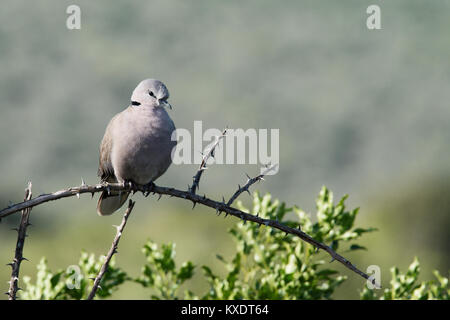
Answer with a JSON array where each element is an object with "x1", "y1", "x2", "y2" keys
[
  {"x1": 7, "y1": 181, "x2": 33, "y2": 300},
  {"x1": 87, "y1": 200, "x2": 135, "y2": 300},
  {"x1": 189, "y1": 128, "x2": 227, "y2": 194},
  {"x1": 227, "y1": 164, "x2": 277, "y2": 206},
  {"x1": 0, "y1": 179, "x2": 378, "y2": 287}
]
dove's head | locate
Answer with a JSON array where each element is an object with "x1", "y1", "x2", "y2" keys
[{"x1": 131, "y1": 79, "x2": 171, "y2": 109}]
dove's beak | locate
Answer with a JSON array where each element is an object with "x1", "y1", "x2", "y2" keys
[{"x1": 160, "y1": 100, "x2": 172, "y2": 110}]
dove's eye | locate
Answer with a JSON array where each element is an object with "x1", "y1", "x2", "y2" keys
[{"x1": 149, "y1": 91, "x2": 155, "y2": 97}]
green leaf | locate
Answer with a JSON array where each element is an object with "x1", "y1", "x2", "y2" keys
[
  {"x1": 349, "y1": 244, "x2": 367, "y2": 251},
  {"x1": 178, "y1": 262, "x2": 195, "y2": 282}
]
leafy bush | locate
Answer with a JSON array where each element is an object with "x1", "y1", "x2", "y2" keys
[
  {"x1": 361, "y1": 257, "x2": 448, "y2": 300},
  {"x1": 19, "y1": 188, "x2": 448, "y2": 300},
  {"x1": 199, "y1": 187, "x2": 373, "y2": 299},
  {"x1": 21, "y1": 252, "x2": 127, "y2": 299},
  {"x1": 135, "y1": 241, "x2": 195, "y2": 299}
]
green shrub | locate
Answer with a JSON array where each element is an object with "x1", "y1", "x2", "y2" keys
[{"x1": 19, "y1": 188, "x2": 448, "y2": 300}]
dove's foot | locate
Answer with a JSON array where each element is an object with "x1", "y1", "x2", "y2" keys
[
  {"x1": 143, "y1": 181, "x2": 155, "y2": 197},
  {"x1": 123, "y1": 180, "x2": 138, "y2": 192}
]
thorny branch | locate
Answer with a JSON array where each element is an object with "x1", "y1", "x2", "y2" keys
[
  {"x1": 189, "y1": 128, "x2": 227, "y2": 195},
  {"x1": 0, "y1": 180, "x2": 379, "y2": 288},
  {"x1": 1, "y1": 132, "x2": 380, "y2": 292},
  {"x1": 227, "y1": 165, "x2": 276, "y2": 206},
  {"x1": 87, "y1": 200, "x2": 135, "y2": 300},
  {"x1": 6, "y1": 182, "x2": 33, "y2": 300}
]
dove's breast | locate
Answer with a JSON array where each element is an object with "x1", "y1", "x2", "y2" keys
[{"x1": 110, "y1": 105, "x2": 176, "y2": 185}]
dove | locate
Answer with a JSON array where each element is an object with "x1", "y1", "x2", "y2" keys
[{"x1": 97, "y1": 79, "x2": 176, "y2": 215}]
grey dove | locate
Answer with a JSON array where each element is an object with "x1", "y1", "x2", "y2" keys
[{"x1": 97, "y1": 79, "x2": 176, "y2": 215}]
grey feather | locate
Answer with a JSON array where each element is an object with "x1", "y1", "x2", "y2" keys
[{"x1": 97, "y1": 79, "x2": 176, "y2": 215}]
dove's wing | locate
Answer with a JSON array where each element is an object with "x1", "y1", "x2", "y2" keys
[{"x1": 98, "y1": 113, "x2": 120, "y2": 182}]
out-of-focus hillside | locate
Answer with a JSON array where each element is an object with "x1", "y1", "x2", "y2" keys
[{"x1": 0, "y1": 0, "x2": 449, "y2": 299}]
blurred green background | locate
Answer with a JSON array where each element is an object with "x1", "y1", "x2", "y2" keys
[{"x1": 1, "y1": 0, "x2": 449, "y2": 299}]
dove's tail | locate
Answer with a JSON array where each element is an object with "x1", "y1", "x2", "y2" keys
[{"x1": 97, "y1": 190, "x2": 130, "y2": 216}]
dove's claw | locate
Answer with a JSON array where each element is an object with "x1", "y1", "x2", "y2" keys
[
  {"x1": 143, "y1": 181, "x2": 155, "y2": 197},
  {"x1": 123, "y1": 180, "x2": 137, "y2": 192}
]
